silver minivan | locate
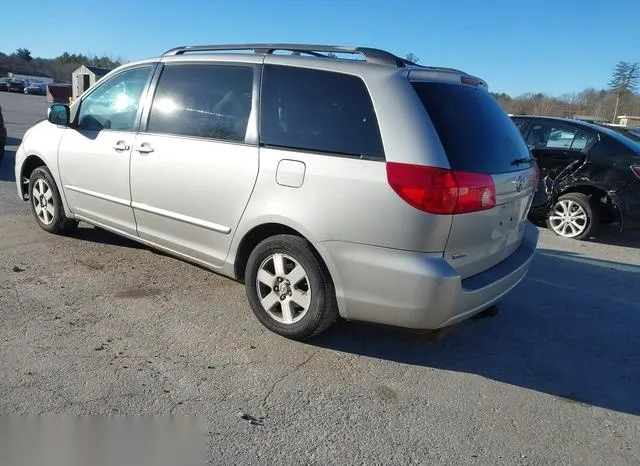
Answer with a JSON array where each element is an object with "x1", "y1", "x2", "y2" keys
[{"x1": 15, "y1": 44, "x2": 538, "y2": 340}]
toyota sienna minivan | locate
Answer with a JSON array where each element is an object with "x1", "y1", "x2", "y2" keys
[{"x1": 15, "y1": 44, "x2": 538, "y2": 340}]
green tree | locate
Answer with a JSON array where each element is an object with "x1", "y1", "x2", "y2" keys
[
  {"x1": 608, "y1": 61, "x2": 640, "y2": 122},
  {"x1": 13, "y1": 48, "x2": 33, "y2": 61}
]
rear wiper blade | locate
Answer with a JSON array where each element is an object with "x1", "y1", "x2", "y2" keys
[{"x1": 511, "y1": 157, "x2": 534, "y2": 166}]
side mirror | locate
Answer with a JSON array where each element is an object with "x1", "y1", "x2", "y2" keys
[{"x1": 48, "y1": 104, "x2": 70, "y2": 126}]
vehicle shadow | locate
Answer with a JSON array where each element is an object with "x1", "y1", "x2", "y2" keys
[
  {"x1": 532, "y1": 216, "x2": 639, "y2": 248},
  {"x1": 66, "y1": 224, "x2": 147, "y2": 250},
  {"x1": 0, "y1": 149, "x2": 16, "y2": 181},
  {"x1": 585, "y1": 227, "x2": 640, "y2": 248},
  {"x1": 312, "y1": 248, "x2": 640, "y2": 416}
]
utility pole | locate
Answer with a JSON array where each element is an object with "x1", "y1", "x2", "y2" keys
[{"x1": 612, "y1": 94, "x2": 620, "y2": 124}]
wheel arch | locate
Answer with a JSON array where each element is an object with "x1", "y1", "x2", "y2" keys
[
  {"x1": 19, "y1": 148, "x2": 74, "y2": 218},
  {"x1": 19, "y1": 154, "x2": 47, "y2": 200},
  {"x1": 556, "y1": 184, "x2": 620, "y2": 224},
  {"x1": 230, "y1": 218, "x2": 347, "y2": 318}
]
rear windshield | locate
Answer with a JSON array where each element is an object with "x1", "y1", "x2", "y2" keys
[
  {"x1": 412, "y1": 82, "x2": 530, "y2": 173},
  {"x1": 599, "y1": 126, "x2": 640, "y2": 154}
]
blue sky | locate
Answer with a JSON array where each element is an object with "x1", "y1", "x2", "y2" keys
[{"x1": 3, "y1": 0, "x2": 639, "y2": 96}]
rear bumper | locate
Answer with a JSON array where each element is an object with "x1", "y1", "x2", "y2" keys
[{"x1": 322, "y1": 221, "x2": 538, "y2": 329}]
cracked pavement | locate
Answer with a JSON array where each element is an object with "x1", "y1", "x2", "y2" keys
[{"x1": 1, "y1": 92, "x2": 639, "y2": 464}]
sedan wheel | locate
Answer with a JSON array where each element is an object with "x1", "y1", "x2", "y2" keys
[{"x1": 546, "y1": 192, "x2": 599, "y2": 240}]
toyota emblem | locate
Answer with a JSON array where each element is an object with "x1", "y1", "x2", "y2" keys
[{"x1": 516, "y1": 176, "x2": 525, "y2": 192}]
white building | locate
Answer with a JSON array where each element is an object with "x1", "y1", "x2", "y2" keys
[
  {"x1": 617, "y1": 115, "x2": 640, "y2": 128},
  {"x1": 71, "y1": 65, "x2": 112, "y2": 100}
]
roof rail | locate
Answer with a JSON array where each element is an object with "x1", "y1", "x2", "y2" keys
[{"x1": 162, "y1": 44, "x2": 407, "y2": 67}]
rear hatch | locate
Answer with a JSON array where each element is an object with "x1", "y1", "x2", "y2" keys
[{"x1": 411, "y1": 78, "x2": 536, "y2": 279}]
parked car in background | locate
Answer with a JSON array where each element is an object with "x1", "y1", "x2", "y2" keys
[
  {"x1": 0, "y1": 104, "x2": 6, "y2": 162},
  {"x1": 8, "y1": 80, "x2": 27, "y2": 93},
  {"x1": 511, "y1": 115, "x2": 640, "y2": 239},
  {"x1": 15, "y1": 43, "x2": 538, "y2": 340},
  {"x1": 0, "y1": 77, "x2": 11, "y2": 92},
  {"x1": 24, "y1": 82, "x2": 47, "y2": 95}
]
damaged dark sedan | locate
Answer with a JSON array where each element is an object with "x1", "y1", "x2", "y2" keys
[{"x1": 511, "y1": 116, "x2": 640, "y2": 239}]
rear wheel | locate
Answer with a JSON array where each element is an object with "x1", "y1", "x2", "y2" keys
[
  {"x1": 244, "y1": 235, "x2": 338, "y2": 340},
  {"x1": 28, "y1": 167, "x2": 78, "y2": 234},
  {"x1": 546, "y1": 192, "x2": 599, "y2": 239}
]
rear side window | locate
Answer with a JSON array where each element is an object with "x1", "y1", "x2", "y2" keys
[
  {"x1": 412, "y1": 82, "x2": 530, "y2": 173},
  {"x1": 526, "y1": 123, "x2": 596, "y2": 151},
  {"x1": 147, "y1": 64, "x2": 254, "y2": 142},
  {"x1": 260, "y1": 65, "x2": 384, "y2": 158},
  {"x1": 570, "y1": 130, "x2": 597, "y2": 151}
]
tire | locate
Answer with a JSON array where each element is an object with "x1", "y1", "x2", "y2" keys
[
  {"x1": 546, "y1": 192, "x2": 600, "y2": 240},
  {"x1": 28, "y1": 166, "x2": 78, "y2": 234},
  {"x1": 244, "y1": 234, "x2": 338, "y2": 340}
]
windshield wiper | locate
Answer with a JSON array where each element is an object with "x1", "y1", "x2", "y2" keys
[{"x1": 511, "y1": 157, "x2": 534, "y2": 166}]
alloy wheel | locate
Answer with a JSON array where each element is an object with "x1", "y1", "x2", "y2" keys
[
  {"x1": 548, "y1": 199, "x2": 588, "y2": 238},
  {"x1": 32, "y1": 178, "x2": 55, "y2": 225},
  {"x1": 256, "y1": 253, "x2": 311, "y2": 324}
]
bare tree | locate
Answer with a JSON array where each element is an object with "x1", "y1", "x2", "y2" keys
[
  {"x1": 608, "y1": 61, "x2": 640, "y2": 122},
  {"x1": 405, "y1": 53, "x2": 419, "y2": 64}
]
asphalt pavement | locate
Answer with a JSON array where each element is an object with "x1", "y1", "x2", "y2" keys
[{"x1": 1, "y1": 91, "x2": 639, "y2": 465}]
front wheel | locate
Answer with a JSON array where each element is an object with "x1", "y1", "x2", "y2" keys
[
  {"x1": 28, "y1": 166, "x2": 78, "y2": 234},
  {"x1": 546, "y1": 192, "x2": 600, "y2": 239},
  {"x1": 244, "y1": 235, "x2": 338, "y2": 340}
]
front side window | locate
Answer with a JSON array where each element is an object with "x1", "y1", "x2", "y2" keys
[
  {"x1": 77, "y1": 66, "x2": 152, "y2": 132},
  {"x1": 260, "y1": 65, "x2": 384, "y2": 158},
  {"x1": 146, "y1": 64, "x2": 254, "y2": 142}
]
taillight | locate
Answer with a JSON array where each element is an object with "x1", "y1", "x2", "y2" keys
[
  {"x1": 386, "y1": 162, "x2": 496, "y2": 215},
  {"x1": 632, "y1": 166, "x2": 640, "y2": 179}
]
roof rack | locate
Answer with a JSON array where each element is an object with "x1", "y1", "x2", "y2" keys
[{"x1": 162, "y1": 44, "x2": 407, "y2": 67}]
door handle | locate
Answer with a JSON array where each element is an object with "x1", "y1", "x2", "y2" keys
[
  {"x1": 113, "y1": 142, "x2": 130, "y2": 152},
  {"x1": 134, "y1": 144, "x2": 154, "y2": 154}
]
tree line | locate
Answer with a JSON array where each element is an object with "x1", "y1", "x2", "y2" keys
[
  {"x1": 404, "y1": 56, "x2": 640, "y2": 122},
  {"x1": 0, "y1": 48, "x2": 122, "y2": 83},
  {"x1": 3, "y1": 49, "x2": 638, "y2": 123},
  {"x1": 493, "y1": 61, "x2": 640, "y2": 122}
]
